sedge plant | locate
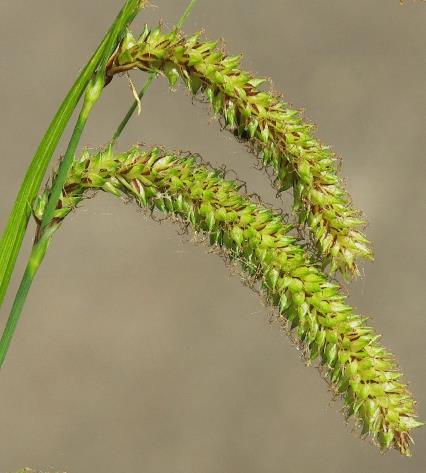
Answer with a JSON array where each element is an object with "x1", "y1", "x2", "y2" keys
[{"x1": 0, "y1": 0, "x2": 422, "y2": 461}]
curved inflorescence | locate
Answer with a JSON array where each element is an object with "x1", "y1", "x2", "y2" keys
[
  {"x1": 33, "y1": 146, "x2": 421, "y2": 456},
  {"x1": 106, "y1": 26, "x2": 373, "y2": 279}
]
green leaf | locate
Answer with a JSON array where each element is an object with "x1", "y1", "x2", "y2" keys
[{"x1": 0, "y1": 0, "x2": 145, "y2": 310}]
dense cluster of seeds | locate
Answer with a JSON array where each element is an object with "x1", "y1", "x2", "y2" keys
[
  {"x1": 33, "y1": 147, "x2": 420, "y2": 455},
  {"x1": 106, "y1": 26, "x2": 373, "y2": 279}
]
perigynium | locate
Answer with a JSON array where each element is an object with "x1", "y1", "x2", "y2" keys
[
  {"x1": 0, "y1": 1, "x2": 422, "y2": 463},
  {"x1": 33, "y1": 146, "x2": 421, "y2": 456},
  {"x1": 106, "y1": 26, "x2": 373, "y2": 279}
]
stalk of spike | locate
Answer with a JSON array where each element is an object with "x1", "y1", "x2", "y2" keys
[
  {"x1": 106, "y1": 27, "x2": 373, "y2": 279},
  {"x1": 33, "y1": 146, "x2": 421, "y2": 456}
]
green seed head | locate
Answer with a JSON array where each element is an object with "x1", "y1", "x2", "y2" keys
[
  {"x1": 35, "y1": 146, "x2": 421, "y2": 456},
  {"x1": 107, "y1": 26, "x2": 375, "y2": 279}
]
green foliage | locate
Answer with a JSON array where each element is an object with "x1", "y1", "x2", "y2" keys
[
  {"x1": 33, "y1": 146, "x2": 421, "y2": 456},
  {"x1": 0, "y1": 1, "x2": 421, "y2": 461},
  {"x1": 0, "y1": 0, "x2": 146, "y2": 310}
]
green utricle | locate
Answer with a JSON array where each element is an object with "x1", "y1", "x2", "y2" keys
[
  {"x1": 33, "y1": 146, "x2": 421, "y2": 456},
  {"x1": 106, "y1": 27, "x2": 373, "y2": 279}
]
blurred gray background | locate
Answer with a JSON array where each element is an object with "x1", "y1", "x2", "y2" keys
[{"x1": 0, "y1": 1, "x2": 425, "y2": 472}]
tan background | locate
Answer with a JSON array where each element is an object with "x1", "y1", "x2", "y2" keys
[{"x1": 0, "y1": 1, "x2": 425, "y2": 472}]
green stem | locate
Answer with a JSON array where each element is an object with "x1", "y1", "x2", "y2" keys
[
  {"x1": 0, "y1": 226, "x2": 57, "y2": 369},
  {"x1": 0, "y1": 1, "x2": 146, "y2": 367},
  {"x1": 0, "y1": 0, "x2": 199, "y2": 367},
  {"x1": 0, "y1": 0, "x2": 144, "y2": 309},
  {"x1": 110, "y1": 0, "x2": 199, "y2": 147},
  {"x1": 111, "y1": 72, "x2": 156, "y2": 146},
  {"x1": 40, "y1": 1, "x2": 144, "y2": 233},
  {"x1": 0, "y1": 77, "x2": 103, "y2": 369},
  {"x1": 39, "y1": 76, "x2": 104, "y2": 234},
  {"x1": 176, "y1": 0, "x2": 199, "y2": 29}
]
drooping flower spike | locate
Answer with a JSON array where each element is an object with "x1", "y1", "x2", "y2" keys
[
  {"x1": 34, "y1": 146, "x2": 421, "y2": 456},
  {"x1": 106, "y1": 27, "x2": 373, "y2": 279}
]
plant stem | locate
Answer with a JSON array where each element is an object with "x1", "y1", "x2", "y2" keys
[
  {"x1": 0, "y1": 1, "x2": 147, "y2": 367},
  {"x1": 0, "y1": 226, "x2": 57, "y2": 369},
  {"x1": 0, "y1": 0, "x2": 200, "y2": 366},
  {"x1": 110, "y1": 0, "x2": 199, "y2": 147},
  {"x1": 111, "y1": 73, "x2": 156, "y2": 146},
  {"x1": 39, "y1": 76, "x2": 104, "y2": 234},
  {"x1": 176, "y1": 0, "x2": 199, "y2": 29},
  {"x1": 0, "y1": 0, "x2": 145, "y2": 310},
  {"x1": 40, "y1": 1, "x2": 144, "y2": 233},
  {"x1": 0, "y1": 75, "x2": 104, "y2": 369}
]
